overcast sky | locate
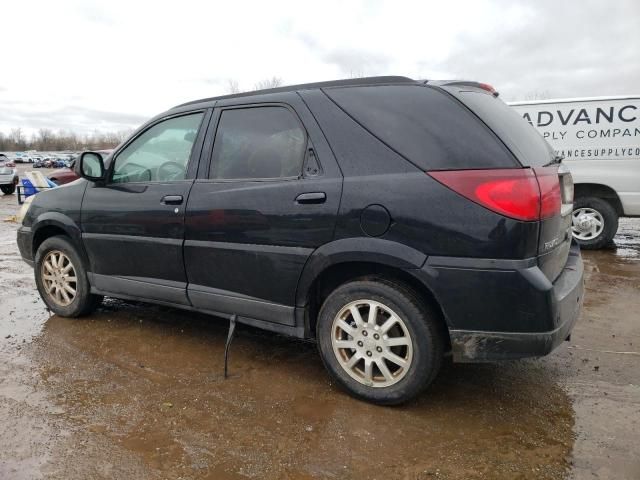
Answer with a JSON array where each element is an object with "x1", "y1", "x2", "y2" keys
[{"x1": 1, "y1": 0, "x2": 638, "y2": 136}]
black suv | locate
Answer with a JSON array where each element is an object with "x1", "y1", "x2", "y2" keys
[{"x1": 17, "y1": 77, "x2": 584, "y2": 404}]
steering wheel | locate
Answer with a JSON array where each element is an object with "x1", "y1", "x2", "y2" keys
[
  {"x1": 157, "y1": 161, "x2": 186, "y2": 182},
  {"x1": 116, "y1": 162, "x2": 151, "y2": 182}
]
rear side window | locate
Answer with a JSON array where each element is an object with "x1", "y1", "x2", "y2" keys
[
  {"x1": 323, "y1": 85, "x2": 517, "y2": 171},
  {"x1": 210, "y1": 106, "x2": 306, "y2": 179},
  {"x1": 446, "y1": 88, "x2": 555, "y2": 167}
]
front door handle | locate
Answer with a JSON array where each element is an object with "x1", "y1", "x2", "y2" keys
[
  {"x1": 161, "y1": 195, "x2": 183, "y2": 205},
  {"x1": 295, "y1": 192, "x2": 326, "y2": 204}
]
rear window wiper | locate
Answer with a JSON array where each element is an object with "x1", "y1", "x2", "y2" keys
[{"x1": 544, "y1": 154, "x2": 564, "y2": 167}]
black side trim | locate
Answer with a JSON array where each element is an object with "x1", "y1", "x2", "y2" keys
[
  {"x1": 184, "y1": 239, "x2": 313, "y2": 256},
  {"x1": 88, "y1": 273, "x2": 189, "y2": 305},
  {"x1": 189, "y1": 284, "x2": 296, "y2": 326},
  {"x1": 87, "y1": 274, "x2": 299, "y2": 330},
  {"x1": 426, "y1": 255, "x2": 537, "y2": 270},
  {"x1": 88, "y1": 276, "x2": 304, "y2": 338},
  {"x1": 82, "y1": 233, "x2": 183, "y2": 246}
]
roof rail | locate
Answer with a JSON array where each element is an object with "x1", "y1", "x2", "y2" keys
[{"x1": 172, "y1": 76, "x2": 417, "y2": 108}]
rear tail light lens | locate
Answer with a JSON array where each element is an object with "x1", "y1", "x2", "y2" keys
[
  {"x1": 428, "y1": 167, "x2": 562, "y2": 221},
  {"x1": 534, "y1": 168, "x2": 562, "y2": 219}
]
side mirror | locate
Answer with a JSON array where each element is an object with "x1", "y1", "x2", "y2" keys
[{"x1": 78, "y1": 152, "x2": 105, "y2": 182}]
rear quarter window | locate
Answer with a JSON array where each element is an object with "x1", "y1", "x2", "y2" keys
[
  {"x1": 323, "y1": 85, "x2": 517, "y2": 171},
  {"x1": 443, "y1": 87, "x2": 555, "y2": 167}
]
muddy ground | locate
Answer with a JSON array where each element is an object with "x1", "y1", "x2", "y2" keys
[{"x1": 0, "y1": 181, "x2": 638, "y2": 479}]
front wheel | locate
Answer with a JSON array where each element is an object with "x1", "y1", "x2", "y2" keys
[
  {"x1": 316, "y1": 279, "x2": 444, "y2": 405},
  {"x1": 571, "y1": 197, "x2": 618, "y2": 249},
  {"x1": 35, "y1": 236, "x2": 102, "y2": 317}
]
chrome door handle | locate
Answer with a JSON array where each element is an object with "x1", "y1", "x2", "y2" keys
[
  {"x1": 161, "y1": 195, "x2": 183, "y2": 205},
  {"x1": 295, "y1": 192, "x2": 326, "y2": 204}
]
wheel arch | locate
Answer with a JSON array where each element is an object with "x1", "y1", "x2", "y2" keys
[
  {"x1": 32, "y1": 213, "x2": 88, "y2": 266},
  {"x1": 296, "y1": 238, "x2": 451, "y2": 348},
  {"x1": 574, "y1": 183, "x2": 623, "y2": 215}
]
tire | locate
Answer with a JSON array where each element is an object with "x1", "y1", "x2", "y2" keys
[
  {"x1": 316, "y1": 279, "x2": 444, "y2": 405},
  {"x1": 1, "y1": 184, "x2": 15, "y2": 195},
  {"x1": 34, "y1": 235, "x2": 102, "y2": 317},
  {"x1": 572, "y1": 197, "x2": 618, "y2": 249}
]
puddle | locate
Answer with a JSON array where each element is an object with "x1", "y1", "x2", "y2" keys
[{"x1": 1, "y1": 191, "x2": 639, "y2": 479}]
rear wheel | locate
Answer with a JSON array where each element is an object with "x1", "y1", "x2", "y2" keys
[
  {"x1": 316, "y1": 279, "x2": 444, "y2": 405},
  {"x1": 1, "y1": 184, "x2": 15, "y2": 195},
  {"x1": 35, "y1": 236, "x2": 102, "y2": 317},
  {"x1": 571, "y1": 196, "x2": 618, "y2": 249}
]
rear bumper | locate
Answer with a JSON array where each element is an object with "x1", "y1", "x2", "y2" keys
[
  {"x1": 0, "y1": 173, "x2": 18, "y2": 185},
  {"x1": 416, "y1": 242, "x2": 584, "y2": 362}
]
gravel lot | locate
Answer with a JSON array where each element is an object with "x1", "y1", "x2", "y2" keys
[{"x1": 0, "y1": 177, "x2": 638, "y2": 479}]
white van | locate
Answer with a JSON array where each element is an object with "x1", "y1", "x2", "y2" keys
[{"x1": 510, "y1": 96, "x2": 640, "y2": 248}]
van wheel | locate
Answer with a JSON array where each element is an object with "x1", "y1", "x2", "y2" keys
[
  {"x1": 571, "y1": 197, "x2": 618, "y2": 249},
  {"x1": 316, "y1": 279, "x2": 443, "y2": 405},
  {"x1": 34, "y1": 236, "x2": 102, "y2": 317}
]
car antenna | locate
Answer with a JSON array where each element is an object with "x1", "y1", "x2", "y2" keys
[{"x1": 224, "y1": 314, "x2": 238, "y2": 379}]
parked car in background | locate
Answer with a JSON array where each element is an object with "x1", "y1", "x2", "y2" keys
[
  {"x1": 48, "y1": 160, "x2": 78, "y2": 184},
  {"x1": 0, "y1": 158, "x2": 19, "y2": 194},
  {"x1": 47, "y1": 151, "x2": 111, "y2": 185},
  {"x1": 12, "y1": 153, "x2": 33, "y2": 163},
  {"x1": 33, "y1": 160, "x2": 43, "y2": 168},
  {"x1": 17, "y1": 77, "x2": 584, "y2": 405},
  {"x1": 510, "y1": 95, "x2": 640, "y2": 249}
]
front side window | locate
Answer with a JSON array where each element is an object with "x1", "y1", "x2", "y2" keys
[
  {"x1": 112, "y1": 112, "x2": 203, "y2": 183},
  {"x1": 210, "y1": 106, "x2": 306, "y2": 180}
]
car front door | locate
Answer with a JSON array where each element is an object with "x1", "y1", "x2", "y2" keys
[
  {"x1": 184, "y1": 97, "x2": 342, "y2": 326},
  {"x1": 81, "y1": 110, "x2": 209, "y2": 305}
]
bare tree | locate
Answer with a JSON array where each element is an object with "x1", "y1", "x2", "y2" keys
[
  {"x1": 227, "y1": 79, "x2": 241, "y2": 94},
  {"x1": 254, "y1": 76, "x2": 284, "y2": 90},
  {"x1": 37, "y1": 128, "x2": 54, "y2": 150},
  {"x1": 523, "y1": 90, "x2": 552, "y2": 101},
  {"x1": 0, "y1": 127, "x2": 133, "y2": 152},
  {"x1": 9, "y1": 128, "x2": 26, "y2": 149}
]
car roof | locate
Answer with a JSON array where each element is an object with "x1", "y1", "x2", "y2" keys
[{"x1": 171, "y1": 76, "x2": 417, "y2": 109}]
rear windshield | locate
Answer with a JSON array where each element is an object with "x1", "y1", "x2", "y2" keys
[
  {"x1": 443, "y1": 87, "x2": 555, "y2": 167},
  {"x1": 323, "y1": 85, "x2": 517, "y2": 170}
]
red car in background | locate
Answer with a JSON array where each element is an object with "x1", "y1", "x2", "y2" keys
[{"x1": 48, "y1": 150, "x2": 112, "y2": 185}]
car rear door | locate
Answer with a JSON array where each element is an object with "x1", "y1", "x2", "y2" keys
[
  {"x1": 81, "y1": 109, "x2": 210, "y2": 304},
  {"x1": 184, "y1": 94, "x2": 342, "y2": 327}
]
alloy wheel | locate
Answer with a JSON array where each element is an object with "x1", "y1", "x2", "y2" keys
[
  {"x1": 331, "y1": 299, "x2": 413, "y2": 388},
  {"x1": 41, "y1": 250, "x2": 77, "y2": 306}
]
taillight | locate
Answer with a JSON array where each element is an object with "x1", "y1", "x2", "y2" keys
[
  {"x1": 428, "y1": 168, "x2": 561, "y2": 221},
  {"x1": 534, "y1": 167, "x2": 561, "y2": 219}
]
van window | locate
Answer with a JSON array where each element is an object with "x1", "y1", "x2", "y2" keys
[
  {"x1": 324, "y1": 85, "x2": 518, "y2": 171},
  {"x1": 210, "y1": 107, "x2": 306, "y2": 180},
  {"x1": 112, "y1": 113, "x2": 203, "y2": 183}
]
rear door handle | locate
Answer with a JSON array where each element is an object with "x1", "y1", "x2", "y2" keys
[
  {"x1": 161, "y1": 195, "x2": 183, "y2": 205},
  {"x1": 295, "y1": 192, "x2": 326, "y2": 204}
]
